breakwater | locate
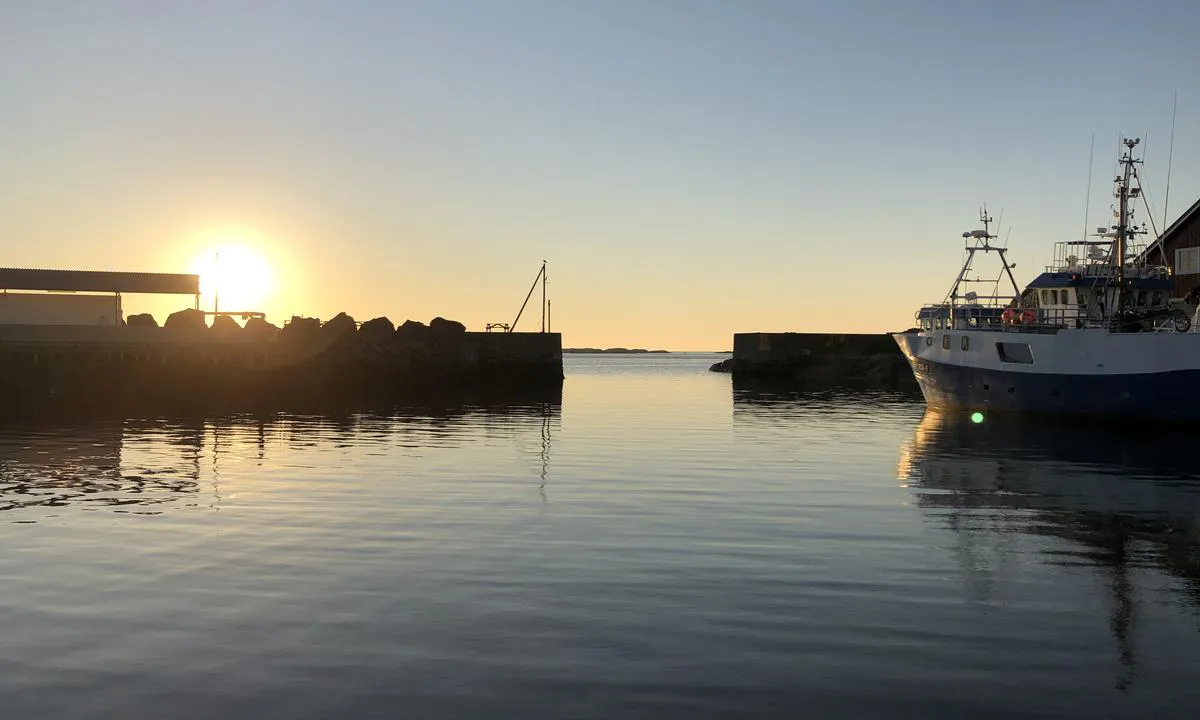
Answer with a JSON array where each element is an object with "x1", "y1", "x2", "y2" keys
[
  {"x1": 0, "y1": 311, "x2": 563, "y2": 412},
  {"x1": 711, "y1": 332, "x2": 917, "y2": 390}
]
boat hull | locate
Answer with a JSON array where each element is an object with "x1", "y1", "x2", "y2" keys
[{"x1": 891, "y1": 329, "x2": 1200, "y2": 420}]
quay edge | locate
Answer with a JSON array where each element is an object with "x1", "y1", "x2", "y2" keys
[
  {"x1": 715, "y1": 332, "x2": 918, "y2": 391},
  {"x1": 0, "y1": 321, "x2": 563, "y2": 413}
]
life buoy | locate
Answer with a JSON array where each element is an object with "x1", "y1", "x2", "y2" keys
[
  {"x1": 1020, "y1": 310, "x2": 1036, "y2": 325},
  {"x1": 1175, "y1": 313, "x2": 1191, "y2": 333},
  {"x1": 1001, "y1": 308, "x2": 1015, "y2": 324}
]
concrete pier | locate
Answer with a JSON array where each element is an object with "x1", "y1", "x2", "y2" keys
[
  {"x1": 0, "y1": 318, "x2": 563, "y2": 412},
  {"x1": 716, "y1": 332, "x2": 916, "y2": 390}
]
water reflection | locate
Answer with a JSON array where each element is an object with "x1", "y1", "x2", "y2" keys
[
  {"x1": 898, "y1": 409, "x2": 1200, "y2": 691},
  {"x1": 731, "y1": 376, "x2": 922, "y2": 415},
  {"x1": 0, "y1": 395, "x2": 561, "y2": 520}
]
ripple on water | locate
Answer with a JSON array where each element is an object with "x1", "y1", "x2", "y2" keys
[{"x1": 0, "y1": 358, "x2": 1198, "y2": 717}]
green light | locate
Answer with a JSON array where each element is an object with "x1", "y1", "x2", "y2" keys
[{"x1": 970, "y1": 411, "x2": 984, "y2": 424}]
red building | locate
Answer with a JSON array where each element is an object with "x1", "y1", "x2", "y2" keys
[{"x1": 1141, "y1": 196, "x2": 1200, "y2": 299}]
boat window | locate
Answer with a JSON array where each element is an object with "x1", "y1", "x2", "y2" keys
[
  {"x1": 942, "y1": 334, "x2": 951, "y2": 350},
  {"x1": 1152, "y1": 291, "x2": 1162, "y2": 306},
  {"x1": 1040, "y1": 290, "x2": 1050, "y2": 305},
  {"x1": 925, "y1": 336, "x2": 933, "y2": 346},
  {"x1": 1137, "y1": 290, "x2": 1147, "y2": 307},
  {"x1": 996, "y1": 342, "x2": 1034, "y2": 364},
  {"x1": 961, "y1": 335, "x2": 970, "y2": 351}
]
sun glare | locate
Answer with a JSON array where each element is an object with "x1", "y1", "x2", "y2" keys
[{"x1": 189, "y1": 243, "x2": 275, "y2": 314}]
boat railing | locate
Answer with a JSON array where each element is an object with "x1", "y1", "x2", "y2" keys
[{"x1": 1043, "y1": 263, "x2": 1172, "y2": 279}]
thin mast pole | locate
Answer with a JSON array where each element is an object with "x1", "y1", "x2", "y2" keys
[
  {"x1": 541, "y1": 260, "x2": 546, "y2": 333},
  {"x1": 1083, "y1": 133, "x2": 1094, "y2": 243},
  {"x1": 1114, "y1": 139, "x2": 1136, "y2": 316},
  {"x1": 510, "y1": 262, "x2": 545, "y2": 332},
  {"x1": 1164, "y1": 91, "x2": 1178, "y2": 230},
  {"x1": 213, "y1": 249, "x2": 219, "y2": 317}
]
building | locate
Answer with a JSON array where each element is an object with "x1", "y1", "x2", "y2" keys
[
  {"x1": 0, "y1": 268, "x2": 199, "y2": 326},
  {"x1": 1140, "y1": 196, "x2": 1200, "y2": 299}
]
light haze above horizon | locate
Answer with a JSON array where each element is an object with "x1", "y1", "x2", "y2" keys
[{"x1": 3, "y1": 0, "x2": 1200, "y2": 350}]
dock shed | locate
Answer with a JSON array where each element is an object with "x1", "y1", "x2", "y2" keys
[{"x1": 0, "y1": 268, "x2": 200, "y2": 326}]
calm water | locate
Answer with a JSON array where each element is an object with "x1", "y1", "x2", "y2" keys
[{"x1": 2, "y1": 353, "x2": 1199, "y2": 718}]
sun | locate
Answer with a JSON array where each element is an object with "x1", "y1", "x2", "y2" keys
[{"x1": 189, "y1": 243, "x2": 275, "y2": 314}]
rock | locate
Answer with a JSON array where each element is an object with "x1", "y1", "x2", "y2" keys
[
  {"x1": 244, "y1": 316, "x2": 279, "y2": 340},
  {"x1": 429, "y1": 316, "x2": 466, "y2": 334},
  {"x1": 709, "y1": 358, "x2": 733, "y2": 373},
  {"x1": 282, "y1": 315, "x2": 321, "y2": 336},
  {"x1": 164, "y1": 308, "x2": 207, "y2": 332},
  {"x1": 210, "y1": 315, "x2": 241, "y2": 333},
  {"x1": 358, "y1": 316, "x2": 395, "y2": 341},
  {"x1": 396, "y1": 319, "x2": 429, "y2": 336},
  {"x1": 126, "y1": 313, "x2": 158, "y2": 328},
  {"x1": 322, "y1": 312, "x2": 357, "y2": 341}
]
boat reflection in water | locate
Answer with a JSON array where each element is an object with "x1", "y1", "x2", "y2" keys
[{"x1": 898, "y1": 408, "x2": 1200, "y2": 691}]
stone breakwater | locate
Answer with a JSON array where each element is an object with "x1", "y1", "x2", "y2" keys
[
  {"x1": 0, "y1": 310, "x2": 563, "y2": 412},
  {"x1": 710, "y1": 332, "x2": 917, "y2": 391}
]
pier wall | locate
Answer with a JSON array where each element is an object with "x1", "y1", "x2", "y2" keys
[
  {"x1": 0, "y1": 322, "x2": 563, "y2": 411},
  {"x1": 722, "y1": 332, "x2": 916, "y2": 390}
]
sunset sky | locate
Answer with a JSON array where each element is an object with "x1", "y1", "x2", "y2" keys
[{"x1": 3, "y1": 0, "x2": 1200, "y2": 350}]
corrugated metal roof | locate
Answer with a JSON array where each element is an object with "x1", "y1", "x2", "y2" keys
[{"x1": 0, "y1": 268, "x2": 199, "y2": 294}]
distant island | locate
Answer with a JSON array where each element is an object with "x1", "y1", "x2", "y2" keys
[{"x1": 563, "y1": 348, "x2": 670, "y2": 354}]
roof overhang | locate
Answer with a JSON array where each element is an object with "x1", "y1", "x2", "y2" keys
[{"x1": 0, "y1": 268, "x2": 200, "y2": 294}]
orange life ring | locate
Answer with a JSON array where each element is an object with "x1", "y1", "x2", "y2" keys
[
  {"x1": 1001, "y1": 308, "x2": 1015, "y2": 324},
  {"x1": 1020, "y1": 309, "x2": 1036, "y2": 325}
]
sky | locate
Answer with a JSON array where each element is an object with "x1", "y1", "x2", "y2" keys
[{"x1": 2, "y1": 0, "x2": 1200, "y2": 350}]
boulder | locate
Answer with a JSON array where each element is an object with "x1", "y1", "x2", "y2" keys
[
  {"x1": 280, "y1": 316, "x2": 321, "y2": 342},
  {"x1": 396, "y1": 319, "x2": 429, "y2": 336},
  {"x1": 164, "y1": 308, "x2": 207, "y2": 332},
  {"x1": 429, "y1": 316, "x2": 466, "y2": 334},
  {"x1": 126, "y1": 313, "x2": 158, "y2": 328},
  {"x1": 708, "y1": 358, "x2": 733, "y2": 373},
  {"x1": 322, "y1": 312, "x2": 357, "y2": 342},
  {"x1": 358, "y1": 316, "x2": 395, "y2": 341},
  {"x1": 244, "y1": 316, "x2": 280, "y2": 340},
  {"x1": 210, "y1": 315, "x2": 241, "y2": 333}
]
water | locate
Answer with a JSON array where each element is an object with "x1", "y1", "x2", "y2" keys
[{"x1": 2, "y1": 353, "x2": 1199, "y2": 718}]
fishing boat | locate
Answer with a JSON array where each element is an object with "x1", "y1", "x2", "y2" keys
[{"x1": 892, "y1": 137, "x2": 1200, "y2": 420}]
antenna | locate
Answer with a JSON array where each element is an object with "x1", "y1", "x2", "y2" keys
[
  {"x1": 1164, "y1": 90, "x2": 1178, "y2": 229},
  {"x1": 1082, "y1": 133, "x2": 1095, "y2": 242}
]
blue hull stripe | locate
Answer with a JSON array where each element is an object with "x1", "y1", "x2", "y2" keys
[{"x1": 908, "y1": 357, "x2": 1200, "y2": 420}]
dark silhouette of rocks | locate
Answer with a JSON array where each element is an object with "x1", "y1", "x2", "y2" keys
[
  {"x1": 280, "y1": 317, "x2": 321, "y2": 348},
  {"x1": 358, "y1": 316, "x2": 395, "y2": 341},
  {"x1": 0, "y1": 308, "x2": 563, "y2": 412},
  {"x1": 127, "y1": 313, "x2": 158, "y2": 328},
  {"x1": 244, "y1": 316, "x2": 279, "y2": 340},
  {"x1": 210, "y1": 315, "x2": 241, "y2": 334},
  {"x1": 709, "y1": 358, "x2": 733, "y2": 373},
  {"x1": 396, "y1": 319, "x2": 429, "y2": 339},
  {"x1": 284, "y1": 316, "x2": 321, "y2": 333},
  {"x1": 430, "y1": 317, "x2": 466, "y2": 334},
  {"x1": 164, "y1": 308, "x2": 206, "y2": 331},
  {"x1": 322, "y1": 312, "x2": 357, "y2": 341}
]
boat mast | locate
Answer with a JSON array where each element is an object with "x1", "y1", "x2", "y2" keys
[{"x1": 1113, "y1": 137, "x2": 1144, "y2": 315}]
